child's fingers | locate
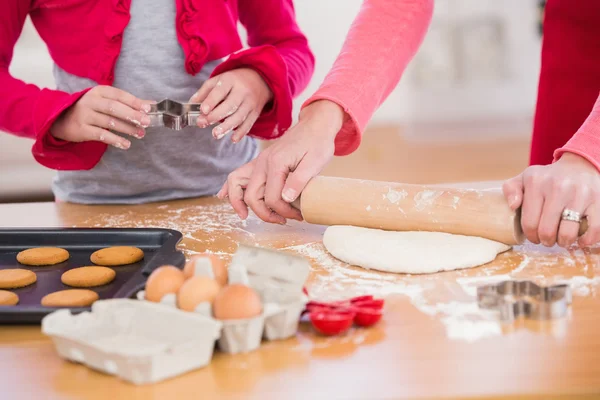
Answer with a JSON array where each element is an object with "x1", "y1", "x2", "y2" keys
[
  {"x1": 231, "y1": 111, "x2": 260, "y2": 143},
  {"x1": 225, "y1": 173, "x2": 250, "y2": 220},
  {"x1": 96, "y1": 86, "x2": 153, "y2": 113},
  {"x1": 200, "y1": 79, "x2": 233, "y2": 115},
  {"x1": 89, "y1": 112, "x2": 145, "y2": 140},
  {"x1": 86, "y1": 126, "x2": 131, "y2": 150},
  {"x1": 93, "y1": 98, "x2": 151, "y2": 128},
  {"x1": 205, "y1": 93, "x2": 245, "y2": 124},
  {"x1": 216, "y1": 182, "x2": 229, "y2": 199},
  {"x1": 212, "y1": 102, "x2": 252, "y2": 140},
  {"x1": 189, "y1": 77, "x2": 219, "y2": 103}
]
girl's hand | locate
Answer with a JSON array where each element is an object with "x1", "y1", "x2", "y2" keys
[
  {"x1": 503, "y1": 152, "x2": 600, "y2": 248},
  {"x1": 50, "y1": 86, "x2": 154, "y2": 150},
  {"x1": 190, "y1": 68, "x2": 273, "y2": 143},
  {"x1": 217, "y1": 100, "x2": 344, "y2": 224}
]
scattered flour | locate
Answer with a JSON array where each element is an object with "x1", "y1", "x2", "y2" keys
[
  {"x1": 284, "y1": 242, "x2": 600, "y2": 343},
  {"x1": 413, "y1": 190, "x2": 443, "y2": 211},
  {"x1": 385, "y1": 188, "x2": 408, "y2": 204}
]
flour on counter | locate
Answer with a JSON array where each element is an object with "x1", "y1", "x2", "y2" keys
[{"x1": 285, "y1": 242, "x2": 600, "y2": 343}]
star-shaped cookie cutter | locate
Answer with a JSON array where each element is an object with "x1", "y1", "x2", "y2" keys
[
  {"x1": 477, "y1": 280, "x2": 572, "y2": 321},
  {"x1": 147, "y1": 99, "x2": 203, "y2": 131}
]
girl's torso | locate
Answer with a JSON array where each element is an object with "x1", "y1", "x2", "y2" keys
[{"x1": 52, "y1": 0, "x2": 257, "y2": 204}]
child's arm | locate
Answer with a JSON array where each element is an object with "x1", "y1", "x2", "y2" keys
[
  {"x1": 302, "y1": 0, "x2": 434, "y2": 156},
  {"x1": 0, "y1": 2, "x2": 91, "y2": 170},
  {"x1": 191, "y1": 0, "x2": 314, "y2": 141},
  {"x1": 554, "y1": 93, "x2": 600, "y2": 170},
  {"x1": 1, "y1": 3, "x2": 151, "y2": 171}
]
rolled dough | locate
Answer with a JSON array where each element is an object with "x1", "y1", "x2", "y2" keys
[{"x1": 323, "y1": 225, "x2": 511, "y2": 274}]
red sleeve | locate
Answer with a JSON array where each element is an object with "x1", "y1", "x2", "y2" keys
[
  {"x1": 0, "y1": 1, "x2": 100, "y2": 171},
  {"x1": 210, "y1": 0, "x2": 315, "y2": 140},
  {"x1": 554, "y1": 92, "x2": 600, "y2": 171},
  {"x1": 302, "y1": 0, "x2": 434, "y2": 156}
]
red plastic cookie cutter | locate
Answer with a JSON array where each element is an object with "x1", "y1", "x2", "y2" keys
[{"x1": 303, "y1": 292, "x2": 384, "y2": 336}]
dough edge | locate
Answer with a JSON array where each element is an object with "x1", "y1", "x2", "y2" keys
[{"x1": 323, "y1": 225, "x2": 511, "y2": 274}]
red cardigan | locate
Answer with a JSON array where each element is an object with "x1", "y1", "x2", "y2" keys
[{"x1": 0, "y1": 0, "x2": 314, "y2": 171}]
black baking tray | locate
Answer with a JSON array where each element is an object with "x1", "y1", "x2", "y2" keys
[{"x1": 0, "y1": 228, "x2": 185, "y2": 324}]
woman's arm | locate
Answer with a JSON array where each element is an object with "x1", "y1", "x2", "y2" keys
[
  {"x1": 303, "y1": 0, "x2": 434, "y2": 155},
  {"x1": 220, "y1": 0, "x2": 434, "y2": 224},
  {"x1": 554, "y1": 93, "x2": 600, "y2": 168},
  {"x1": 207, "y1": 0, "x2": 315, "y2": 140}
]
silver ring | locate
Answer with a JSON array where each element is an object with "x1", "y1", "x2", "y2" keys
[{"x1": 562, "y1": 209, "x2": 582, "y2": 223}]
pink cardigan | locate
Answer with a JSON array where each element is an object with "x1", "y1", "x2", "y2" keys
[
  {"x1": 0, "y1": 0, "x2": 314, "y2": 171},
  {"x1": 304, "y1": 0, "x2": 600, "y2": 171}
]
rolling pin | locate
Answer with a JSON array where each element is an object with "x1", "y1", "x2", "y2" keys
[{"x1": 292, "y1": 176, "x2": 587, "y2": 246}]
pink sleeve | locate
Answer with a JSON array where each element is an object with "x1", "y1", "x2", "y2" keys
[
  {"x1": 211, "y1": 0, "x2": 314, "y2": 140},
  {"x1": 554, "y1": 92, "x2": 600, "y2": 170},
  {"x1": 302, "y1": 0, "x2": 433, "y2": 156}
]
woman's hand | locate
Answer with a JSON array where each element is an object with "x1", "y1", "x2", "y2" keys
[
  {"x1": 190, "y1": 68, "x2": 273, "y2": 143},
  {"x1": 50, "y1": 86, "x2": 153, "y2": 149},
  {"x1": 217, "y1": 100, "x2": 345, "y2": 224},
  {"x1": 503, "y1": 152, "x2": 600, "y2": 248}
]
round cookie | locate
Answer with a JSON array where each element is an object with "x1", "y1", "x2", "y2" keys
[
  {"x1": 0, "y1": 290, "x2": 19, "y2": 306},
  {"x1": 41, "y1": 289, "x2": 99, "y2": 307},
  {"x1": 0, "y1": 269, "x2": 37, "y2": 289},
  {"x1": 62, "y1": 266, "x2": 116, "y2": 288},
  {"x1": 17, "y1": 247, "x2": 69, "y2": 266},
  {"x1": 90, "y1": 246, "x2": 144, "y2": 266}
]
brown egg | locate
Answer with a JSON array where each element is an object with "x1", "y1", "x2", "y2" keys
[
  {"x1": 213, "y1": 284, "x2": 262, "y2": 320},
  {"x1": 177, "y1": 276, "x2": 221, "y2": 312},
  {"x1": 184, "y1": 253, "x2": 228, "y2": 286},
  {"x1": 145, "y1": 265, "x2": 186, "y2": 302}
]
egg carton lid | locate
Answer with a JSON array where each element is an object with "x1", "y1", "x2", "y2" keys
[
  {"x1": 42, "y1": 299, "x2": 222, "y2": 385},
  {"x1": 229, "y1": 244, "x2": 310, "y2": 304}
]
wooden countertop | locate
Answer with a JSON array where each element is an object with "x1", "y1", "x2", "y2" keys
[{"x1": 1, "y1": 196, "x2": 600, "y2": 400}]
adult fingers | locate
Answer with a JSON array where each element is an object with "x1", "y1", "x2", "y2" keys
[
  {"x1": 244, "y1": 156, "x2": 286, "y2": 224},
  {"x1": 502, "y1": 174, "x2": 524, "y2": 210},
  {"x1": 537, "y1": 186, "x2": 570, "y2": 247},
  {"x1": 520, "y1": 173, "x2": 545, "y2": 244},
  {"x1": 212, "y1": 102, "x2": 252, "y2": 140},
  {"x1": 579, "y1": 206, "x2": 600, "y2": 247},
  {"x1": 556, "y1": 188, "x2": 589, "y2": 248},
  {"x1": 86, "y1": 126, "x2": 131, "y2": 149},
  {"x1": 88, "y1": 111, "x2": 145, "y2": 139},
  {"x1": 95, "y1": 86, "x2": 152, "y2": 113},
  {"x1": 200, "y1": 79, "x2": 233, "y2": 115},
  {"x1": 282, "y1": 150, "x2": 330, "y2": 203},
  {"x1": 264, "y1": 152, "x2": 304, "y2": 221},
  {"x1": 231, "y1": 110, "x2": 260, "y2": 144}
]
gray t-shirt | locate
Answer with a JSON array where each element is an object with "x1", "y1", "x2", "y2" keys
[{"x1": 52, "y1": 0, "x2": 258, "y2": 204}]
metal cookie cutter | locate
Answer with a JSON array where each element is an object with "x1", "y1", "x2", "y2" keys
[
  {"x1": 147, "y1": 99, "x2": 203, "y2": 131},
  {"x1": 477, "y1": 280, "x2": 572, "y2": 321}
]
